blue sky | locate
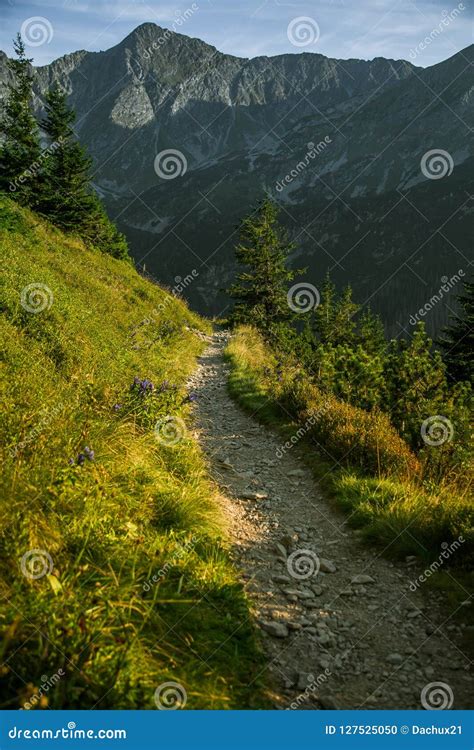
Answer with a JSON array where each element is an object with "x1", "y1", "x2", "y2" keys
[{"x1": 0, "y1": 0, "x2": 472, "y2": 67}]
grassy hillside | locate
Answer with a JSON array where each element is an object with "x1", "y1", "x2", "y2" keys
[
  {"x1": 0, "y1": 198, "x2": 266, "y2": 709},
  {"x1": 225, "y1": 327, "x2": 473, "y2": 568}
]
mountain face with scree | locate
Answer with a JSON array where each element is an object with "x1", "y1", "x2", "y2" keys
[{"x1": 1, "y1": 24, "x2": 472, "y2": 333}]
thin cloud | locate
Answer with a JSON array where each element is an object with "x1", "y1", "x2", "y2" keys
[{"x1": 0, "y1": 0, "x2": 471, "y2": 67}]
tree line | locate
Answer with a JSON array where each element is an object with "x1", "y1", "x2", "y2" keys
[
  {"x1": 0, "y1": 34, "x2": 129, "y2": 261},
  {"x1": 228, "y1": 199, "x2": 472, "y2": 477}
]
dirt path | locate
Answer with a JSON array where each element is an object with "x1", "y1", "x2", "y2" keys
[{"x1": 188, "y1": 331, "x2": 472, "y2": 710}]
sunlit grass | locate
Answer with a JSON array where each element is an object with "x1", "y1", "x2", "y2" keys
[
  {"x1": 225, "y1": 325, "x2": 473, "y2": 568},
  {"x1": 0, "y1": 198, "x2": 266, "y2": 709}
]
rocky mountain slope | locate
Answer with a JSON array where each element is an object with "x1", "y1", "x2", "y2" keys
[{"x1": 1, "y1": 24, "x2": 472, "y2": 332}]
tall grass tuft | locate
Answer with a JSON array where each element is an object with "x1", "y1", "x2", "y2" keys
[{"x1": 0, "y1": 199, "x2": 266, "y2": 709}]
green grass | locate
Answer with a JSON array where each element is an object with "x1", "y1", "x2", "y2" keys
[
  {"x1": 0, "y1": 198, "x2": 267, "y2": 710},
  {"x1": 225, "y1": 326, "x2": 474, "y2": 573}
]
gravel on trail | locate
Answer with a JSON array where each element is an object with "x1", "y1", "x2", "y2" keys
[{"x1": 187, "y1": 332, "x2": 473, "y2": 710}]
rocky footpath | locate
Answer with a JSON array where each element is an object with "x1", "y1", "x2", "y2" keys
[{"x1": 188, "y1": 332, "x2": 472, "y2": 710}]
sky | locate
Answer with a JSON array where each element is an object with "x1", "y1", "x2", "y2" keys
[{"x1": 0, "y1": 0, "x2": 472, "y2": 67}]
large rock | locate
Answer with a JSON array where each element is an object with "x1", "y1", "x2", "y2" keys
[{"x1": 260, "y1": 620, "x2": 289, "y2": 638}]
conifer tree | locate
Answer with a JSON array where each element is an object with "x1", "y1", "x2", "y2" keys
[
  {"x1": 333, "y1": 285, "x2": 359, "y2": 345},
  {"x1": 228, "y1": 199, "x2": 301, "y2": 330},
  {"x1": 314, "y1": 276, "x2": 359, "y2": 346},
  {"x1": 314, "y1": 273, "x2": 336, "y2": 344},
  {"x1": 439, "y1": 279, "x2": 474, "y2": 384},
  {"x1": 384, "y1": 322, "x2": 447, "y2": 446},
  {"x1": 0, "y1": 34, "x2": 41, "y2": 205},
  {"x1": 358, "y1": 307, "x2": 386, "y2": 355},
  {"x1": 40, "y1": 86, "x2": 130, "y2": 261}
]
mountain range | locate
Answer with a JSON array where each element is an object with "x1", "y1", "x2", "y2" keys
[{"x1": 1, "y1": 23, "x2": 472, "y2": 334}]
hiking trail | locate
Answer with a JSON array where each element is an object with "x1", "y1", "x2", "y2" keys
[{"x1": 188, "y1": 331, "x2": 472, "y2": 710}]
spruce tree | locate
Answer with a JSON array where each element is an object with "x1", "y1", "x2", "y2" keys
[
  {"x1": 314, "y1": 273, "x2": 336, "y2": 344},
  {"x1": 358, "y1": 307, "x2": 386, "y2": 355},
  {"x1": 384, "y1": 322, "x2": 447, "y2": 446},
  {"x1": 41, "y1": 86, "x2": 130, "y2": 261},
  {"x1": 0, "y1": 34, "x2": 41, "y2": 205},
  {"x1": 228, "y1": 199, "x2": 301, "y2": 330},
  {"x1": 333, "y1": 285, "x2": 359, "y2": 345},
  {"x1": 40, "y1": 86, "x2": 95, "y2": 229},
  {"x1": 314, "y1": 277, "x2": 359, "y2": 346},
  {"x1": 439, "y1": 279, "x2": 474, "y2": 384}
]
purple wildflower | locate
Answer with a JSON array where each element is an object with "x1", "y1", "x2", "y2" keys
[
  {"x1": 77, "y1": 453, "x2": 86, "y2": 466},
  {"x1": 68, "y1": 458, "x2": 75, "y2": 466},
  {"x1": 113, "y1": 403, "x2": 122, "y2": 411},
  {"x1": 84, "y1": 446, "x2": 95, "y2": 461},
  {"x1": 187, "y1": 392, "x2": 198, "y2": 402},
  {"x1": 141, "y1": 379, "x2": 154, "y2": 392}
]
